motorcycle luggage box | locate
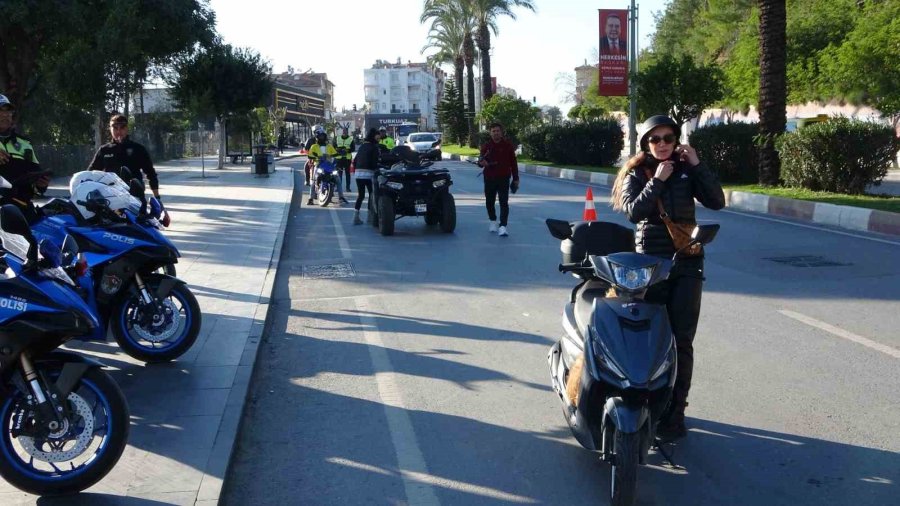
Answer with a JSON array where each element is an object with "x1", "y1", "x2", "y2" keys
[{"x1": 560, "y1": 221, "x2": 635, "y2": 270}]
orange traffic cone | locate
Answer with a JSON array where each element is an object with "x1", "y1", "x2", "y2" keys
[{"x1": 583, "y1": 187, "x2": 597, "y2": 221}]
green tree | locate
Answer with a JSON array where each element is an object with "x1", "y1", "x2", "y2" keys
[
  {"x1": 633, "y1": 54, "x2": 724, "y2": 125},
  {"x1": 543, "y1": 106, "x2": 562, "y2": 125},
  {"x1": 476, "y1": 94, "x2": 540, "y2": 133},
  {"x1": 168, "y1": 44, "x2": 272, "y2": 169},
  {"x1": 469, "y1": 0, "x2": 536, "y2": 103},
  {"x1": 757, "y1": 0, "x2": 787, "y2": 186},
  {"x1": 436, "y1": 81, "x2": 466, "y2": 144}
]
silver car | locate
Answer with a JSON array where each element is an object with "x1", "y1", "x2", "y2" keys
[{"x1": 405, "y1": 132, "x2": 442, "y2": 160}]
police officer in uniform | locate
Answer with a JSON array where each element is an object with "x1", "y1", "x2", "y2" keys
[
  {"x1": 333, "y1": 127, "x2": 355, "y2": 192},
  {"x1": 0, "y1": 94, "x2": 51, "y2": 222},
  {"x1": 88, "y1": 114, "x2": 160, "y2": 199}
]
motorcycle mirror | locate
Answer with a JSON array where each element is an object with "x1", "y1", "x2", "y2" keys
[
  {"x1": 129, "y1": 179, "x2": 148, "y2": 213},
  {"x1": 546, "y1": 219, "x2": 573, "y2": 240},
  {"x1": 691, "y1": 224, "x2": 720, "y2": 245}
]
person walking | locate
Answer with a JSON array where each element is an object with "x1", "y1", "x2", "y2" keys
[
  {"x1": 610, "y1": 114, "x2": 725, "y2": 440},
  {"x1": 478, "y1": 122, "x2": 519, "y2": 237},
  {"x1": 88, "y1": 114, "x2": 161, "y2": 199},
  {"x1": 0, "y1": 94, "x2": 51, "y2": 222},
  {"x1": 352, "y1": 128, "x2": 381, "y2": 225},
  {"x1": 333, "y1": 127, "x2": 355, "y2": 193}
]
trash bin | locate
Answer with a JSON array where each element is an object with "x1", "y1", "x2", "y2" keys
[{"x1": 252, "y1": 144, "x2": 268, "y2": 175}]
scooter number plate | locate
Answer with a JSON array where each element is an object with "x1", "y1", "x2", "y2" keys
[{"x1": 415, "y1": 203, "x2": 427, "y2": 213}]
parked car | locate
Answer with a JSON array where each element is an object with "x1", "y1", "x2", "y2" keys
[{"x1": 405, "y1": 132, "x2": 442, "y2": 161}]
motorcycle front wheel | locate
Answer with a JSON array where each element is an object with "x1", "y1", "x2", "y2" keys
[
  {"x1": 112, "y1": 278, "x2": 202, "y2": 362},
  {"x1": 0, "y1": 367, "x2": 129, "y2": 496},
  {"x1": 318, "y1": 180, "x2": 334, "y2": 207},
  {"x1": 610, "y1": 430, "x2": 640, "y2": 506}
]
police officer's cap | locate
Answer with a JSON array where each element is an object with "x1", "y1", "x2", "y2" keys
[{"x1": 0, "y1": 95, "x2": 14, "y2": 111}]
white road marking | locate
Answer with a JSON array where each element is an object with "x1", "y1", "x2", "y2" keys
[
  {"x1": 326, "y1": 457, "x2": 538, "y2": 503},
  {"x1": 779, "y1": 309, "x2": 900, "y2": 359},
  {"x1": 329, "y1": 207, "x2": 352, "y2": 259},
  {"x1": 356, "y1": 299, "x2": 441, "y2": 506}
]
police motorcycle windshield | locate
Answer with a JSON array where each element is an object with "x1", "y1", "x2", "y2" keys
[
  {"x1": 586, "y1": 254, "x2": 675, "y2": 389},
  {"x1": 0, "y1": 207, "x2": 99, "y2": 331}
]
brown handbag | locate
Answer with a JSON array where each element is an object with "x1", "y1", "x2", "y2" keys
[{"x1": 644, "y1": 168, "x2": 702, "y2": 256}]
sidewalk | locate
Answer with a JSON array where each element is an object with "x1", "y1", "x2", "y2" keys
[
  {"x1": 0, "y1": 158, "x2": 294, "y2": 505},
  {"x1": 443, "y1": 153, "x2": 900, "y2": 237}
]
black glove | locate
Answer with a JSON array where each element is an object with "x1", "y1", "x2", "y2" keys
[{"x1": 510, "y1": 179, "x2": 519, "y2": 194}]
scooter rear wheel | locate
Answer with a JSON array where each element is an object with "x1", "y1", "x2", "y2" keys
[{"x1": 610, "y1": 430, "x2": 639, "y2": 506}]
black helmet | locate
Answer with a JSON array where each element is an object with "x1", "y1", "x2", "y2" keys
[{"x1": 639, "y1": 115, "x2": 680, "y2": 152}]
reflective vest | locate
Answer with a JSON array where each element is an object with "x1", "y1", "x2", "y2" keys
[
  {"x1": 380, "y1": 137, "x2": 395, "y2": 150},
  {"x1": 334, "y1": 136, "x2": 353, "y2": 159},
  {"x1": 0, "y1": 131, "x2": 38, "y2": 165},
  {"x1": 309, "y1": 142, "x2": 337, "y2": 163}
]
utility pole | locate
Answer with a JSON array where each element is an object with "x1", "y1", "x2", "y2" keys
[{"x1": 628, "y1": 0, "x2": 639, "y2": 156}]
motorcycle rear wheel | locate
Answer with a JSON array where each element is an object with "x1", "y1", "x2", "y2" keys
[{"x1": 610, "y1": 430, "x2": 639, "y2": 506}]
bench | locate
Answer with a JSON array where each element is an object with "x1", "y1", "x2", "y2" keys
[{"x1": 228, "y1": 152, "x2": 252, "y2": 164}]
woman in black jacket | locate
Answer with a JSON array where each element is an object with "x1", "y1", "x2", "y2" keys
[
  {"x1": 610, "y1": 115, "x2": 726, "y2": 440},
  {"x1": 352, "y1": 128, "x2": 381, "y2": 225}
]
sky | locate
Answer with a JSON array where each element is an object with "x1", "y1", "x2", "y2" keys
[{"x1": 209, "y1": 0, "x2": 669, "y2": 114}]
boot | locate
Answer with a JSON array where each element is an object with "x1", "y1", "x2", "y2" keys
[
  {"x1": 353, "y1": 210, "x2": 363, "y2": 225},
  {"x1": 306, "y1": 198, "x2": 314, "y2": 206},
  {"x1": 656, "y1": 401, "x2": 688, "y2": 441}
]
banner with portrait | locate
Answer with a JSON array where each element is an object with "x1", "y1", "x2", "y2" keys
[{"x1": 599, "y1": 9, "x2": 629, "y2": 96}]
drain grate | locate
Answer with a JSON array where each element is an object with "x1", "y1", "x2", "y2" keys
[
  {"x1": 764, "y1": 255, "x2": 851, "y2": 268},
  {"x1": 298, "y1": 262, "x2": 356, "y2": 279}
]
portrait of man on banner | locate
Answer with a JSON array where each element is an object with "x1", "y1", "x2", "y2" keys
[{"x1": 598, "y1": 9, "x2": 629, "y2": 96}]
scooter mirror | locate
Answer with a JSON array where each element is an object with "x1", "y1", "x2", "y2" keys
[
  {"x1": 546, "y1": 219, "x2": 573, "y2": 240},
  {"x1": 691, "y1": 224, "x2": 720, "y2": 245}
]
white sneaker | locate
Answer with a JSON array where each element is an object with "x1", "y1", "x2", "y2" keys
[
  {"x1": 498, "y1": 226, "x2": 508, "y2": 237},
  {"x1": 489, "y1": 221, "x2": 498, "y2": 233}
]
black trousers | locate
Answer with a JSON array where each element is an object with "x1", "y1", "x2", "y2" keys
[
  {"x1": 336, "y1": 158, "x2": 351, "y2": 190},
  {"x1": 484, "y1": 176, "x2": 510, "y2": 226},
  {"x1": 355, "y1": 178, "x2": 373, "y2": 211},
  {"x1": 645, "y1": 258, "x2": 704, "y2": 422}
]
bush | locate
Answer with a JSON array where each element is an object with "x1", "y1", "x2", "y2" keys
[
  {"x1": 520, "y1": 120, "x2": 623, "y2": 166},
  {"x1": 777, "y1": 118, "x2": 897, "y2": 194},
  {"x1": 476, "y1": 128, "x2": 520, "y2": 150},
  {"x1": 688, "y1": 122, "x2": 760, "y2": 183}
]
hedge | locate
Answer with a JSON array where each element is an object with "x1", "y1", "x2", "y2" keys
[
  {"x1": 776, "y1": 118, "x2": 897, "y2": 194},
  {"x1": 520, "y1": 120, "x2": 623, "y2": 166},
  {"x1": 688, "y1": 122, "x2": 759, "y2": 184}
]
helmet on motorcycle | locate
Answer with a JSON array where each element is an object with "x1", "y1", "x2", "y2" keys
[
  {"x1": 71, "y1": 181, "x2": 141, "y2": 220},
  {"x1": 639, "y1": 115, "x2": 680, "y2": 152},
  {"x1": 69, "y1": 170, "x2": 129, "y2": 196}
]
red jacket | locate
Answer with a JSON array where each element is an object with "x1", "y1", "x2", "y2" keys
[{"x1": 479, "y1": 139, "x2": 519, "y2": 180}]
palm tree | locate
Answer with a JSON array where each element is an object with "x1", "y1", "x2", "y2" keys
[
  {"x1": 469, "y1": 0, "x2": 536, "y2": 103},
  {"x1": 422, "y1": 0, "x2": 478, "y2": 147},
  {"x1": 421, "y1": 16, "x2": 466, "y2": 117},
  {"x1": 757, "y1": 0, "x2": 786, "y2": 186}
]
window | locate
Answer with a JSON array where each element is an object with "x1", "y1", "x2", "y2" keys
[
  {"x1": 413, "y1": 103, "x2": 417, "y2": 110},
  {"x1": 383, "y1": 90, "x2": 386, "y2": 95}
]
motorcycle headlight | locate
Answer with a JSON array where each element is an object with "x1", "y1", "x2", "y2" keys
[
  {"x1": 609, "y1": 262, "x2": 654, "y2": 291},
  {"x1": 432, "y1": 179, "x2": 447, "y2": 188},
  {"x1": 386, "y1": 182, "x2": 404, "y2": 190},
  {"x1": 41, "y1": 266, "x2": 75, "y2": 286}
]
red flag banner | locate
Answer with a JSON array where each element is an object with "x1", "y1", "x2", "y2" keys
[{"x1": 599, "y1": 9, "x2": 628, "y2": 96}]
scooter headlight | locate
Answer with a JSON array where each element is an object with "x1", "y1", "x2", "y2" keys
[
  {"x1": 609, "y1": 262, "x2": 654, "y2": 291},
  {"x1": 386, "y1": 182, "x2": 404, "y2": 190}
]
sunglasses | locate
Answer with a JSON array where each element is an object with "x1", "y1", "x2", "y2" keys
[{"x1": 648, "y1": 134, "x2": 677, "y2": 145}]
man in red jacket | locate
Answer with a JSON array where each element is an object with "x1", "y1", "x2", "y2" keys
[{"x1": 478, "y1": 122, "x2": 520, "y2": 237}]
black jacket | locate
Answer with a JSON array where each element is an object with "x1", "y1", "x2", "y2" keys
[
  {"x1": 621, "y1": 158, "x2": 725, "y2": 257},
  {"x1": 88, "y1": 137, "x2": 159, "y2": 191},
  {"x1": 353, "y1": 141, "x2": 379, "y2": 171}
]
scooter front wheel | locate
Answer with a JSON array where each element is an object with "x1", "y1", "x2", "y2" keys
[
  {"x1": 112, "y1": 279, "x2": 202, "y2": 363},
  {"x1": 610, "y1": 430, "x2": 639, "y2": 506},
  {"x1": 0, "y1": 367, "x2": 129, "y2": 495}
]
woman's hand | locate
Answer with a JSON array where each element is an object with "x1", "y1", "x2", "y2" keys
[
  {"x1": 675, "y1": 144, "x2": 700, "y2": 166},
  {"x1": 654, "y1": 160, "x2": 675, "y2": 181}
]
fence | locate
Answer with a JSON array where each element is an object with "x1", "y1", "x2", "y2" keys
[{"x1": 33, "y1": 145, "x2": 95, "y2": 178}]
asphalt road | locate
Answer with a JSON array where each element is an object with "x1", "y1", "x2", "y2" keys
[{"x1": 223, "y1": 159, "x2": 900, "y2": 506}]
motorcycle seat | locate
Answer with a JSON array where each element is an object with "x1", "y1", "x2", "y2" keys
[{"x1": 575, "y1": 279, "x2": 612, "y2": 337}]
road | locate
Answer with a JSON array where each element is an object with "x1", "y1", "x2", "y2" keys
[{"x1": 223, "y1": 159, "x2": 900, "y2": 506}]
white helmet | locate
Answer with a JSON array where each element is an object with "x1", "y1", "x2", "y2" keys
[
  {"x1": 69, "y1": 170, "x2": 129, "y2": 196},
  {"x1": 71, "y1": 181, "x2": 141, "y2": 220}
]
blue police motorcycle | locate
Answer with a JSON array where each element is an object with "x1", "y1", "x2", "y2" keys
[
  {"x1": 30, "y1": 178, "x2": 201, "y2": 363},
  {"x1": 0, "y1": 205, "x2": 129, "y2": 495},
  {"x1": 314, "y1": 157, "x2": 339, "y2": 206}
]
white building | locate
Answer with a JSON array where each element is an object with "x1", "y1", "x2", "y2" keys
[
  {"x1": 474, "y1": 78, "x2": 518, "y2": 111},
  {"x1": 364, "y1": 59, "x2": 445, "y2": 129}
]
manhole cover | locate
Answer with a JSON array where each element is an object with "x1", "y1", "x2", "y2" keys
[
  {"x1": 299, "y1": 262, "x2": 356, "y2": 279},
  {"x1": 764, "y1": 255, "x2": 851, "y2": 268}
]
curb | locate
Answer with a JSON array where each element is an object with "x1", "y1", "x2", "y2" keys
[
  {"x1": 195, "y1": 165, "x2": 295, "y2": 504},
  {"x1": 441, "y1": 153, "x2": 900, "y2": 237}
]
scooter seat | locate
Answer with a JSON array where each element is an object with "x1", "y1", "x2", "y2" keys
[{"x1": 575, "y1": 279, "x2": 612, "y2": 337}]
